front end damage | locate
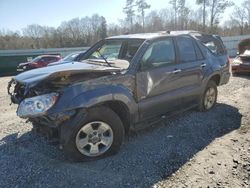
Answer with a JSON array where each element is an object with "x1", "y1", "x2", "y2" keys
[
  {"x1": 7, "y1": 62, "x2": 124, "y2": 140},
  {"x1": 7, "y1": 78, "x2": 78, "y2": 140}
]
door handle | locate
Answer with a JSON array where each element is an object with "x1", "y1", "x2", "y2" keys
[
  {"x1": 172, "y1": 69, "x2": 182, "y2": 74},
  {"x1": 201, "y1": 63, "x2": 206, "y2": 68}
]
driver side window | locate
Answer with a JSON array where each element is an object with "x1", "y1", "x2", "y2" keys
[{"x1": 140, "y1": 38, "x2": 175, "y2": 70}]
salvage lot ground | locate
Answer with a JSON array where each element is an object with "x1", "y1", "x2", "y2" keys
[{"x1": 0, "y1": 75, "x2": 249, "y2": 187}]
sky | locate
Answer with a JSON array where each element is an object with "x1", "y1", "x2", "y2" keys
[{"x1": 0, "y1": 0, "x2": 244, "y2": 32}]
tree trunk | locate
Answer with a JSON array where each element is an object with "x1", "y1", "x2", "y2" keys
[
  {"x1": 203, "y1": 0, "x2": 206, "y2": 31},
  {"x1": 210, "y1": 0, "x2": 215, "y2": 32},
  {"x1": 142, "y1": 10, "x2": 145, "y2": 32}
]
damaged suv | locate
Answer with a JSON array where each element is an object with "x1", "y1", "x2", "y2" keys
[{"x1": 8, "y1": 31, "x2": 230, "y2": 161}]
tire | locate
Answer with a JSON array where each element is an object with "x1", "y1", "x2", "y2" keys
[
  {"x1": 198, "y1": 80, "x2": 218, "y2": 111},
  {"x1": 61, "y1": 106, "x2": 125, "y2": 162}
]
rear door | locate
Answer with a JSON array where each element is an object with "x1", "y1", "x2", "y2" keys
[{"x1": 174, "y1": 35, "x2": 207, "y2": 106}]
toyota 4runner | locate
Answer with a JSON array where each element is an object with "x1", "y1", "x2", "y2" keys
[{"x1": 8, "y1": 31, "x2": 230, "y2": 161}]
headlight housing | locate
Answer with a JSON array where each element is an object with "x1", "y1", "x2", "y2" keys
[{"x1": 17, "y1": 93, "x2": 58, "y2": 118}]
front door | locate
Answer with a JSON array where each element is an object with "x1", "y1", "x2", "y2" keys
[{"x1": 136, "y1": 37, "x2": 184, "y2": 120}]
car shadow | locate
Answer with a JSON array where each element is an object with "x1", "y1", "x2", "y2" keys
[{"x1": 0, "y1": 103, "x2": 242, "y2": 187}]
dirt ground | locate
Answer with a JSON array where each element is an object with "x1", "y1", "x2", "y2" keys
[{"x1": 0, "y1": 75, "x2": 249, "y2": 188}]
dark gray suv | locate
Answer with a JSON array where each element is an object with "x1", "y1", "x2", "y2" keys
[{"x1": 8, "y1": 31, "x2": 230, "y2": 161}]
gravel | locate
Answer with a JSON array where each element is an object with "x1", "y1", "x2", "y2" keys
[{"x1": 0, "y1": 75, "x2": 249, "y2": 187}]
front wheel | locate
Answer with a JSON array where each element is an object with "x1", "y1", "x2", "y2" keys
[
  {"x1": 61, "y1": 106, "x2": 125, "y2": 161},
  {"x1": 75, "y1": 121, "x2": 114, "y2": 157},
  {"x1": 198, "y1": 81, "x2": 218, "y2": 111}
]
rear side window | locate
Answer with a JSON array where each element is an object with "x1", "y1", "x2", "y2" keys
[
  {"x1": 40, "y1": 57, "x2": 47, "y2": 62},
  {"x1": 176, "y1": 36, "x2": 196, "y2": 63},
  {"x1": 51, "y1": 57, "x2": 59, "y2": 61},
  {"x1": 43, "y1": 57, "x2": 53, "y2": 62}
]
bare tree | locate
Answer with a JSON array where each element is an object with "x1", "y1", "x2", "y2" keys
[
  {"x1": 123, "y1": 0, "x2": 135, "y2": 31},
  {"x1": 169, "y1": 0, "x2": 178, "y2": 29},
  {"x1": 99, "y1": 16, "x2": 107, "y2": 39},
  {"x1": 196, "y1": 0, "x2": 209, "y2": 31},
  {"x1": 231, "y1": 6, "x2": 247, "y2": 35},
  {"x1": 244, "y1": 0, "x2": 250, "y2": 26},
  {"x1": 158, "y1": 8, "x2": 175, "y2": 30},
  {"x1": 207, "y1": 0, "x2": 233, "y2": 33},
  {"x1": 22, "y1": 24, "x2": 44, "y2": 48},
  {"x1": 177, "y1": 0, "x2": 190, "y2": 30},
  {"x1": 136, "y1": 0, "x2": 151, "y2": 31},
  {"x1": 2, "y1": 2, "x2": 250, "y2": 50},
  {"x1": 145, "y1": 10, "x2": 164, "y2": 32}
]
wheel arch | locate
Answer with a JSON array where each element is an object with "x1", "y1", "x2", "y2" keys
[
  {"x1": 99, "y1": 100, "x2": 131, "y2": 133},
  {"x1": 209, "y1": 74, "x2": 221, "y2": 86},
  {"x1": 55, "y1": 85, "x2": 138, "y2": 135}
]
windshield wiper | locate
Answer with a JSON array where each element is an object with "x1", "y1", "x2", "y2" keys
[{"x1": 96, "y1": 48, "x2": 112, "y2": 67}]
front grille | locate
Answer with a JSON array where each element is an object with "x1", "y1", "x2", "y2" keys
[{"x1": 8, "y1": 79, "x2": 27, "y2": 104}]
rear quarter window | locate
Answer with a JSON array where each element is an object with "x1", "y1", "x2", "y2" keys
[{"x1": 195, "y1": 35, "x2": 227, "y2": 56}]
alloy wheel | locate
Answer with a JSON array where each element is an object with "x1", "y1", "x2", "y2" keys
[
  {"x1": 204, "y1": 87, "x2": 216, "y2": 110},
  {"x1": 75, "y1": 121, "x2": 114, "y2": 157}
]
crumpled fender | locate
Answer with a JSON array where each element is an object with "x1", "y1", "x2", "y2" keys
[{"x1": 48, "y1": 84, "x2": 138, "y2": 123}]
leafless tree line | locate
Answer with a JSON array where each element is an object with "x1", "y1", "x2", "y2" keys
[
  {"x1": 0, "y1": 14, "x2": 107, "y2": 50},
  {"x1": 0, "y1": 0, "x2": 249, "y2": 50}
]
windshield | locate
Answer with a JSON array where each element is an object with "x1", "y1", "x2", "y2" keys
[
  {"x1": 89, "y1": 41, "x2": 122, "y2": 61},
  {"x1": 81, "y1": 39, "x2": 144, "y2": 69},
  {"x1": 30, "y1": 56, "x2": 42, "y2": 63},
  {"x1": 62, "y1": 52, "x2": 80, "y2": 61}
]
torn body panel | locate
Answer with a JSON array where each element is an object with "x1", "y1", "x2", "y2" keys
[{"x1": 8, "y1": 61, "x2": 138, "y2": 130}]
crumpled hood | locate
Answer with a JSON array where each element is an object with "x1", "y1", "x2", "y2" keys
[{"x1": 13, "y1": 61, "x2": 121, "y2": 86}]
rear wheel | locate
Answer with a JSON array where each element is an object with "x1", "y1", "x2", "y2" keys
[
  {"x1": 62, "y1": 106, "x2": 125, "y2": 161},
  {"x1": 199, "y1": 81, "x2": 217, "y2": 111}
]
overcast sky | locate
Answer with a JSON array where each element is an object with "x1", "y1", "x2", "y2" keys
[{"x1": 0, "y1": 0, "x2": 244, "y2": 32}]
